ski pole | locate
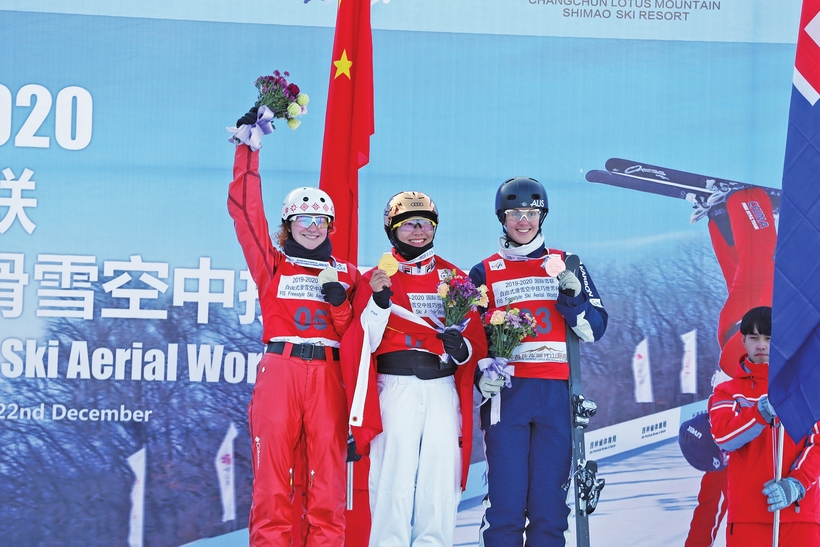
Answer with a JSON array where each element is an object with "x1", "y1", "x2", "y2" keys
[
  {"x1": 772, "y1": 422, "x2": 784, "y2": 547},
  {"x1": 346, "y1": 431, "x2": 360, "y2": 510}
]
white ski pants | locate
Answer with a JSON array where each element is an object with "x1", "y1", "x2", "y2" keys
[{"x1": 368, "y1": 374, "x2": 463, "y2": 547}]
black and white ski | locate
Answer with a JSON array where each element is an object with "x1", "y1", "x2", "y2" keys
[
  {"x1": 585, "y1": 158, "x2": 781, "y2": 212},
  {"x1": 564, "y1": 254, "x2": 604, "y2": 547}
]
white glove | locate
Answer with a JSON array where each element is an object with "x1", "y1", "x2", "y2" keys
[
  {"x1": 479, "y1": 374, "x2": 506, "y2": 398},
  {"x1": 557, "y1": 269, "x2": 582, "y2": 297}
]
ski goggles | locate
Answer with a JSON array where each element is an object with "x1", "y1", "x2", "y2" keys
[
  {"x1": 393, "y1": 217, "x2": 437, "y2": 233},
  {"x1": 504, "y1": 208, "x2": 541, "y2": 222},
  {"x1": 291, "y1": 215, "x2": 331, "y2": 229}
]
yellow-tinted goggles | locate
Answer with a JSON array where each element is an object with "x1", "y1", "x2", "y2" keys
[{"x1": 393, "y1": 218, "x2": 437, "y2": 233}]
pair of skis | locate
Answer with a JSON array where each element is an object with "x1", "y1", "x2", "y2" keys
[
  {"x1": 564, "y1": 254, "x2": 604, "y2": 547},
  {"x1": 585, "y1": 158, "x2": 781, "y2": 211}
]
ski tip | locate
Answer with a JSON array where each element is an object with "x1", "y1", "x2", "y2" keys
[
  {"x1": 584, "y1": 170, "x2": 610, "y2": 183},
  {"x1": 604, "y1": 158, "x2": 632, "y2": 173}
]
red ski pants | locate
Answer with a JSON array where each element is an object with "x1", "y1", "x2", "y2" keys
[
  {"x1": 248, "y1": 349, "x2": 348, "y2": 547},
  {"x1": 685, "y1": 470, "x2": 728, "y2": 547},
  {"x1": 708, "y1": 188, "x2": 777, "y2": 376}
]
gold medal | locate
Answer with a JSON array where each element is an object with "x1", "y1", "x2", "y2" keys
[
  {"x1": 318, "y1": 267, "x2": 338, "y2": 285},
  {"x1": 544, "y1": 255, "x2": 566, "y2": 278},
  {"x1": 377, "y1": 253, "x2": 399, "y2": 277}
]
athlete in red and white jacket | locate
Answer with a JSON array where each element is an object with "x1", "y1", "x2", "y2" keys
[
  {"x1": 228, "y1": 107, "x2": 360, "y2": 547},
  {"x1": 709, "y1": 306, "x2": 820, "y2": 546},
  {"x1": 341, "y1": 191, "x2": 486, "y2": 547}
]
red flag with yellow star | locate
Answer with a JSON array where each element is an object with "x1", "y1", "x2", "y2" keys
[{"x1": 319, "y1": 0, "x2": 374, "y2": 265}]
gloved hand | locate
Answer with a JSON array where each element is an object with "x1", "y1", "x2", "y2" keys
[
  {"x1": 758, "y1": 395, "x2": 778, "y2": 425},
  {"x1": 557, "y1": 269, "x2": 582, "y2": 297},
  {"x1": 478, "y1": 373, "x2": 506, "y2": 398},
  {"x1": 347, "y1": 434, "x2": 362, "y2": 463},
  {"x1": 236, "y1": 106, "x2": 259, "y2": 127},
  {"x1": 763, "y1": 477, "x2": 805, "y2": 512},
  {"x1": 372, "y1": 287, "x2": 393, "y2": 309},
  {"x1": 437, "y1": 328, "x2": 468, "y2": 362},
  {"x1": 321, "y1": 282, "x2": 347, "y2": 307}
]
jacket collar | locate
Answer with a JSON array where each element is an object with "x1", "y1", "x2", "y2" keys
[{"x1": 734, "y1": 356, "x2": 769, "y2": 380}]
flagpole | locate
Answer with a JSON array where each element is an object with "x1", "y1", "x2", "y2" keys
[
  {"x1": 347, "y1": 461, "x2": 354, "y2": 511},
  {"x1": 772, "y1": 423, "x2": 784, "y2": 547}
]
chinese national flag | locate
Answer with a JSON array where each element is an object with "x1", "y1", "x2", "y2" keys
[{"x1": 319, "y1": 0, "x2": 374, "y2": 266}]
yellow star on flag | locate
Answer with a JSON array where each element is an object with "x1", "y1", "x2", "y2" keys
[{"x1": 334, "y1": 49, "x2": 353, "y2": 80}]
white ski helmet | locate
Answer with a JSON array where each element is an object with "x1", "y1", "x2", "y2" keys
[{"x1": 281, "y1": 187, "x2": 335, "y2": 221}]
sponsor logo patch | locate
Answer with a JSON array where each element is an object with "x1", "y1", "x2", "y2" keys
[{"x1": 488, "y1": 259, "x2": 506, "y2": 271}]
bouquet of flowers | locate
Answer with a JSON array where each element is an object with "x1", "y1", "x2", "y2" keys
[
  {"x1": 254, "y1": 70, "x2": 309, "y2": 130},
  {"x1": 436, "y1": 270, "x2": 489, "y2": 328},
  {"x1": 479, "y1": 306, "x2": 537, "y2": 424},
  {"x1": 484, "y1": 307, "x2": 537, "y2": 361}
]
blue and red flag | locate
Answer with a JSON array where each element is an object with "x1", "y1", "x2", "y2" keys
[{"x1": 769, "y1": 0, "x2": 820, "y2": 441}]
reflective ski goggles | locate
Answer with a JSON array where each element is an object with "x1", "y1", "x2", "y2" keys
[
  {"x1": 291, "y1": 215, "x2": 331, "y2": 229},
  {"x1": 504, "y1": 208, "x2": 541, "y2": 222},
  {"x1": 393, "y1": 217, "x2": 437, "y2": 233}
]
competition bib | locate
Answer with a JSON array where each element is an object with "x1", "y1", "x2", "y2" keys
[
  {"x1": 491, "y1": 276, "x2": 558, "y2": 307},
  {"x1": 277, "y1": 274, "x2": 323, "y2": 302},
  {"x1": 407, "y1": 292, "x2": 445, "y2": 318}
]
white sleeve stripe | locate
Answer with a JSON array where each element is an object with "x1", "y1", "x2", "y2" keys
[{"x1": 714, "y1": 417, "x2": 758, "y2": 444}]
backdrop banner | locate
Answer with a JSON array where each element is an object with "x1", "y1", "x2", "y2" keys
[{"x1": 0, "y1": 1, "x2": 799, "y2": 545}]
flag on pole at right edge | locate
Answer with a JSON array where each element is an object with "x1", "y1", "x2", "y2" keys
[
  {"x1": 680, "y1": 329, "x2": 697, "y2": 395},
  {"x1": 319, "y1": 0, "x2": 374, "y2": 266},
  {"x1": 632, "y1": 338, "x2": 654, "y2": 403},
  {"x1": 769, "y1": 0, "x2": 820, "y2": 442}
]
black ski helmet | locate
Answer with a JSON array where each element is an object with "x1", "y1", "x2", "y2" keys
[{"x1": 495, "y1": 177, "x2": 548, "y2": 225}]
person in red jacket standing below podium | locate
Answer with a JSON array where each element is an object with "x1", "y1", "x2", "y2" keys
[
  {"x1": 710, "y1": 306, "x2": 820, "y2": 546},
  {"x1": 228, "y1": 106, "x2": 360, "y2": 547}
]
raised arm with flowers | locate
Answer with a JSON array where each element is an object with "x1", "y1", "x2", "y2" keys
[{"x1": 228, "y1": 72, "x2": 358, "y2": 547}]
